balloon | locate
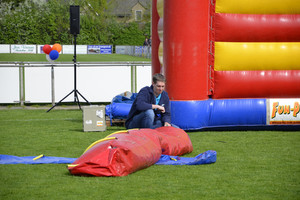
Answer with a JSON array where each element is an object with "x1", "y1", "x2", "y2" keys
[
  {"x1": 49, "y1": 50, "x2": 59, "y2": 60},
  {"x1": 46, "y1": 54, "x2": 54, "y2": 63},
  {"x1": 43, "y1": 44, "x2": 52, "y2": 54},
  {"x1": 52, "y1": 43, "x2": 62, "y2": 53}
]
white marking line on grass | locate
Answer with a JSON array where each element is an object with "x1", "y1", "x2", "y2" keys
[{"x1": 0, "y1": 118, "x2": 78, "y2": 122}]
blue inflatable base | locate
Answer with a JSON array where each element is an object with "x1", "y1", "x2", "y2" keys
[
  {"x1": 171, "y1": 99, "x2": 267, "y2": 130},
  {"x1": 105, "y1": 96, "x2": 299, "y2": 131}
]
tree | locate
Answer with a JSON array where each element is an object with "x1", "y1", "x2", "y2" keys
[
  {"x1": 75, "y1": 0, "x2": 109, "y2": 44},
  {"x1": 0, "y1": 0, "x2": 26, "y2": 9},
  {"x1": 0, "y1": 0, "x2": 150, "y2": 45}
]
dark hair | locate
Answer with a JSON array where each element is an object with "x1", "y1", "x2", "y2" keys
[{"x1": 152, "y1": 73, "x2": 166, "y2": 84}]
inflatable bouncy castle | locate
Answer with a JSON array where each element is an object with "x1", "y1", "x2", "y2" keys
[{"x1": 152, "y1": 0, "x2": 300, "y2": 130}]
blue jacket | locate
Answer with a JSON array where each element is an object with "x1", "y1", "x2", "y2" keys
[{"x1": 125, "y1": 85, "x2": 171, "y2": 128}]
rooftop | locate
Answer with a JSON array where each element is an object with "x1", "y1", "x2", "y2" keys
[{"x1": 107, "y1": 0, "x2": 150, "y2": 16}]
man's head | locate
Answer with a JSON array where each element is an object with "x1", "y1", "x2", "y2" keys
[{"x1": 152, "y1": 73, "x2": 166, "y2": 97}]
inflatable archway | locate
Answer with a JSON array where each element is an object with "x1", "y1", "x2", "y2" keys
[{"x1": 152, "y1": 0, "x2": 300, "y2": 130}]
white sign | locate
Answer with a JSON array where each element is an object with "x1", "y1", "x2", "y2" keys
[
  {"x1": 62, "y1": 45, "x2": 87, "y2": 54},
  {"x1": 11, "y1": 45, "x2": 36, "y2": 54},
  {"x1": 0, "y1": 45, "x2": 10, "y2": 53},
  {"x1": 267, "y1": 99, "x2": 300, "y2": 125}
]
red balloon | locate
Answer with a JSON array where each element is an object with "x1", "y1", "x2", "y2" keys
[{"x1": 43, "y1": 44, "x2": 52, "y2": 54}]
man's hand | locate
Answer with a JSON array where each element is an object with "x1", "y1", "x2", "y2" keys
[
  {"x1": 164, "y1": 122, "x2": 171, "y2": 127},
  {"x1": 152, "y1": 104, "x2": 165, "y2": 113}
]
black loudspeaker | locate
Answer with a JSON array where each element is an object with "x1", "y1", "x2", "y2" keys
[{"x1": 70, "y1": 5, "x2": 80, "y2": 35}]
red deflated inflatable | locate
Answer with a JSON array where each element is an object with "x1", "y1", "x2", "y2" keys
[
  {"x1": 155, "y1": 126, "x2": 193, "y2": 156},
  {"x1": 68, "y1": 127, "x2": 193, "y2": 177}
]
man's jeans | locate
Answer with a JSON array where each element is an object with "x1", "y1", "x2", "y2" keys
[{"x1": 127, "y1": 109, "x2": 163, "y2": 129}]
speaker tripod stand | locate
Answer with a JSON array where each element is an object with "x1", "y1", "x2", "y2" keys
[{"x1": 47, "y1": 34, "x2": 90, "y2": 112}]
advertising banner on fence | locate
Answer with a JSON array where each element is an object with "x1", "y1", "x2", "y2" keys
[
  {"x1": 135, "y1": 46, "x2": 143, "y2": 55},
  {"x1": 63, "y1": 45, "x2": 87, "y2": 54},
  {"x1": 87, "y1": 45, "x2": 112, "y2": 54},
  {"x1": 87, "y1": 45, "x2": 100, "y2": 54},
  {"x1": 100, "y1": 45, "x2": 112, "y2": 54},
  {"x1": 11, "y1": 45, "x2": 36, "y2": 54},
  {"x1": 0, "y1": 45, "x2": 10, "y2": 53},
  {"x1": 267, "y1": 99, "x2": 300, "y2": 125}
]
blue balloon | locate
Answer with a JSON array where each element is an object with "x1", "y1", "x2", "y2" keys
[{"x1": 49, "y1": 50, "x2": 59, "y2": 60}]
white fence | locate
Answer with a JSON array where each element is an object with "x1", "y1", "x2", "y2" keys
[
  {"x1": 0, "y1": 44, "x2": 151, "y2": 58},
  {"x1": 0, "y1": 44, "x2": 112, "y2": 54},
  {"x1": 0, "y1": 62, "x2": 152, "y2": 105}
]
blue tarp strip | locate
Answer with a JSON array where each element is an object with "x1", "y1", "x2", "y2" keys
[
  {"x1": 156, "y1": 150, "x2": 217, "y2": 165},
  {"x1": 0, "y1": 155, "x2": 77, "y2": 164},
  {"x1": 0, "y1": 150, "x2": 216, "y2": 165}
]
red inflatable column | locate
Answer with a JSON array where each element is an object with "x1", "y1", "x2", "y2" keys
[
  {"x1": 151, "y1": 0, "x2": 161, "y2": 75},
  {"x1": 164, "y1": 0, "x2": 210, "y2": 100}
]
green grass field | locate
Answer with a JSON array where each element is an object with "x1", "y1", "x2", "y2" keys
[
  {"x1": 0, "y1": 108, "x2": 299, "y2": 200},
  {"x1": 0, "y1": 53, "x2": 150, "y2": 62}
]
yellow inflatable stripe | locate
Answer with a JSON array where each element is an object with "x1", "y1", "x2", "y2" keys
[
  {"x1": 171, "y1": 158, "x2": 177, "y2": 161},
  {"x1": 33, "y1": 154, "x2": 44, "y2": 161},
  {"x1": 105, "y1": 130, "x2": 129, "y2": 138},
  {"x1": 83, "y1": 137, "x2": 116, "y2": 154},
  {"x1": 68, "y1": 164, "x2": 78, "y2": 168},
  {"x1": 216, "y1": 0, "x2": 300, "y2": 14},
  {"x1": 214, "y1": 42, "x2": 300, "y2": 71}
]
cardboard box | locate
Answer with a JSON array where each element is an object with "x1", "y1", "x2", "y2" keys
[{"x1": 83, "y1": 105, "x2": 106, "y2": 132}]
